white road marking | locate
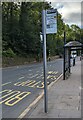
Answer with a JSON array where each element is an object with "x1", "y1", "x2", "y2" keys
[
  {"x1": 18, "y1": 77, "x2": 25, "y2": 80},
  {"x1": 28, "y1": 74, "x2": 38, "y2": 78},
  {"x1": 37, "y1": 74, "x2": 43, "y2": 79}
]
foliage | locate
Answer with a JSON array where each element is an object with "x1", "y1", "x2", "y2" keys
[
  {"x1": 3, "y1": 48, "x2": 15, "y2": 57},
  {"x1": 2, "y1": 2, "x2": 82, "y2": 61}
]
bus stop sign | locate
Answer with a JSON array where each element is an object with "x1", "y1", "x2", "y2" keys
[{"x1": 46, "y1": 9, "x2": 57, "y2": 34}]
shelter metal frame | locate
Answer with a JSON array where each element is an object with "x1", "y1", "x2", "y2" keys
[{"x1": 63, "y1": 41, "x2": 83, "y2": 80}]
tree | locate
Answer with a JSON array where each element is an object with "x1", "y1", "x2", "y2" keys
[
  {"x1": 70, "y1": 24, "x2": 81, "y2": 41},
  {"x1": 2, "y1": 2, "x2": 82, "y2": 60},
  {"x1": 2, "y1": 2, "x2": 20, "y2": 54}
]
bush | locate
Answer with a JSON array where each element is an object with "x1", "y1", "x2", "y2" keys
[{"x1": 3, "y1": 48, "x2": 15, "y2": 57}]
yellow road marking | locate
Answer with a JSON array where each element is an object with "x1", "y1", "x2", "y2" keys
[
  {"x1": 18, "y1": 74, "x2": 63, "y2": 119},
  {"x1": 0, "y1": 89, "x2": 31, "y2": 106},
  {"x1": 18, "y1": 91, "x2": 44, "y2": 119},
  {"x1": 1, "y1": 91, "x2": 21, "y2": 100},
  {"x1": 14, "y1": 80, "x2": 50, "y2": 88},
  {"x1": 48, "y1": 71, "x2": 53, "y2": 74},
  {"x1": 2, "y1": 82, "x2": 11, "y2": 86},
  {"x1": 0, "y1": 90, "x2": 12, "y2": 99},
  {"x1": 0, "y1": 90, "x2": 10, "y2": 94},
  {"x1": 14, "y1": 80, "x2": 37, "y2": 87},
  {"x1": 47, "y1": 75, "x2": 56, "y2": 80},
  {"x1": 48, "y1": 74, "x2": 63, "y2": 89},
  {"x1": 37, "y1": 82, "x2": 49, "y2": 89},
  {"x1": 0, "y1": 91, "x2": 20, "y2": 104},
  {"x1": 26, "y1": 81, "x2": 36, "y2": 86},
  {"x1": 5, "y1": 92, "x2": 31, "y2": 106},
  {"x1": 53, "y1": 71, "x2": 58, "y2": 74},
  {"x1": 14, "y1": 80, "x2": 30, "y2": 86},
  {"x1": 28, "y1": 81, "x2": 41, "y2": 88},
  {"x1": 48, "y1": 71, "x2": 58, "y2": 75}
]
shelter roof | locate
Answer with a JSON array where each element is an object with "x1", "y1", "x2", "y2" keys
[{"x1": 64, "y1": 41, "x2": 83, "y2": 48}]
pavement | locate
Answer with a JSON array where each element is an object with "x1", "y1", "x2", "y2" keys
[{"x1": 24, "y1": 60, "x2": 81, "y2": 118}]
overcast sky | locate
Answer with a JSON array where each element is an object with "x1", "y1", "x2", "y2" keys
[{"x1": 46, "y1": 0, "x2": 82, "y2": 28}]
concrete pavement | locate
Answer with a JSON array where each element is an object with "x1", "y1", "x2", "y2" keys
[{"x1": 24, "y1": 60, "x2": 81, "y2": 118}]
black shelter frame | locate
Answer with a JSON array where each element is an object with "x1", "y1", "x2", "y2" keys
[{"x1": 63, "y1": 41, "x2": 83, "y2": 80}]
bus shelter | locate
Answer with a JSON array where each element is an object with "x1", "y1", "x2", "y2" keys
[{"x1": 63, "y1": 41, "x2": 83, "y2": 80}]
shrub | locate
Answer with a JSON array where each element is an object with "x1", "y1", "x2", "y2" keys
[{"x1": 3, "y1": 48, "x2": 15, "y2": 57}]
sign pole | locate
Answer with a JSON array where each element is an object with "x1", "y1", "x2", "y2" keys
[
  {"x1": 63, "y1": 31, "x2": 66, "y2": 80},
  {"x1": 42, "y1": 8, "x2": 57, "y2": 113},
  {"x1": 42, "y1": 10, "x2": 48, "y2": 113}
]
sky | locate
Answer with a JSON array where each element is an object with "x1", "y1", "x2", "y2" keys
[
  {"x1": 1, "y1": 0, "x2": 82, "y2": 28},
  {"x1": 46, "y1": 0, "x2": 82, "y2": 28}
]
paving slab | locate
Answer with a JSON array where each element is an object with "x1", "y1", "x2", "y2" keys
[{"x1": 24, "y1": 60, "x2": 81, "y2": 118}]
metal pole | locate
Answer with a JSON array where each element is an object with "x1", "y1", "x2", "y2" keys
[
  {"x1": 69, "y1": 49, "x2": 71, "y2": 73},
  {"x1": 63, "y1": 31, "x2": 66, "y2": 80},
  {"x1": 42, "y1": 10, "x2": 48, "y2": 113}
]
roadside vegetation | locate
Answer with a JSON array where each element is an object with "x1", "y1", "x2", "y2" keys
[{"x1": 2, "y1": 2, "x2": 83, "y2": 67}]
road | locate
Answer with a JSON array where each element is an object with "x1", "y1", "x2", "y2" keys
[{"x1": 1, "y1": 58, "x2": 63, "y2": 118}]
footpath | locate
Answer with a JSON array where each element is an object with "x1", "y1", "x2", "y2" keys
[{"x1": 24, "y1": 60, "x2": 81, "y2": 118}]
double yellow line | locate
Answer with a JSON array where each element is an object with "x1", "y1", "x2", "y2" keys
[{"x1": 18, "y1": 73, "x2": 63, "y2": 119}]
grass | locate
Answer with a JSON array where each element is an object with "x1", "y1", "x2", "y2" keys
[
  {"x1": 2, "y1": 55, "x2": 59, "y2": 68},
  {"x1": 2, "y1": 56, "x2": 36, "y2": 67}
]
